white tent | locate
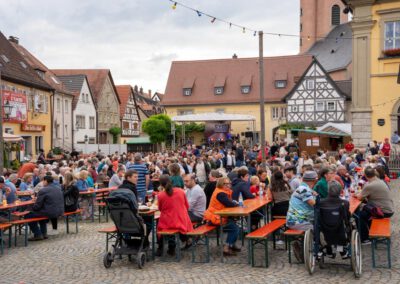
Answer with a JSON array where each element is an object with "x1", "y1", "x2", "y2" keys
[
  {"x1": 317, "y1": 123, "x2": 352, "y2": 136},
  {"x1": 3, "y1": 133, "x2": 24, "y2": 142}
]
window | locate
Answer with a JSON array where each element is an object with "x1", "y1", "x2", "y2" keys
[
  {"x1": 272, "y1": 107, "x2": 279, "y2": 120},
  {"x1": 316, "y1": 102, "x2": 324, "y2": 111},
  {"x1": 300, "y1": 38, "x2": 303, "y2": 47},
  {"x1": 300, "y1": 8, "x2": 303, "y2": 17},
  {"x1": 36, "y1": 70, "x2": 45, "y2": 79},
  {"x1": 280, "y1": 107, "x2": 287, "y2": 118},
  {"x1": 331, "y1": 5, "x2": 340, "y2": 26},
  {"x1": 56, "y1": 98, "x2": 61, "y2": 112},
  {"x1": 65, "y1": 125, "x2": 68, "y2": 138},
  {"x1": 214, "y1": 87, "x2": 224, "y2": 95},
  {"x1": 0, "y1": 54, "x2": 9, "y2": 63},
  {"x1": 292, "y1": 106, "x2": 298, "y2": 112},
  {"x1": 65, "y1": 100, "x2": 68, "y2": 113},
  {"x1": 76, "y1": 115, "x2": 85, "y2": 129},
  {"x1": 183, "y1": 88, "x2": 192, "y2": 96},
  {"x1": 384, "y1": 21, "x2": 400, "y2": 50},
  {"x1": 86, "y1": 94, "x2": 89, "y2": 103},
  {"x1": 275, "y1": 80, "x2": 287, "y2": 89},
  {"x1": 178, "y1": 109, "x2": 194, "y2": 115},
  {"x1": 306, "y1": 80, "x2": 315, "y2": 90},
  {"x1": 300, "y1": 23, "x2": 302, "y2": 32},
  {"x1": 89, "y1": 116, "x2": 95, "y2": 129},
  {"x1": 327, "y1": 101, "x2": 335, "y2": 111},
  {"x1": 81, "y1": 94, "x2": 85, "y2": 102},
  {"x1": 241, "y1": 86, "x2": 251, "y2": 94},
  {"x1": 34, "y1": 93, "x2": 48, "y2": 113},
  {"x1": 35, "y1": 136, "x2": 43, "y2": 155},
  {"x1": 20, "y1": 61, "x2": 27, "y2": 69}
]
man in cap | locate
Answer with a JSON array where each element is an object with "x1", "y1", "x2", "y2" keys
[
  {"x1": 286, "y1": 170, "x2": 318, "y2": 262},
  {"x1": 286, "y1": 170, "x2": 318, "y2": 231}
]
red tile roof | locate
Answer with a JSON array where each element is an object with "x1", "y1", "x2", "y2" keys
[
  {"x1": 0, "y1": 32, "x2": 52, "y2": 91},
  {"x1": 115, "y1": 85, "x2": 141, "y2": 120},
  {"x1": 52, "y1": 69, "x2": 121, "y2": 104},
  {"x1": 162, "y1": 55, "x2": 313, "y2": 106},
  {"x1": 10, "y1": 42, "x2": 73, "y2": 96}
]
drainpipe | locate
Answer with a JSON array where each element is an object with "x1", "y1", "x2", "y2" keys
[{"x1": 50, "y1": 91, "x2": 54, "y2": 151}]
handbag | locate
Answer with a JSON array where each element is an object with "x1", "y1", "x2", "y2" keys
[
  {"x1": 65, "y1": 194, "x2": 75, "y2": 206},
  {"x1": 363, "y1": 203, "x2": 384, "y2": 219}
]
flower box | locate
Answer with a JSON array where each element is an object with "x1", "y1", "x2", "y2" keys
[{"x1": 383, "y1": 48, "x2": 400, "y2": 57}]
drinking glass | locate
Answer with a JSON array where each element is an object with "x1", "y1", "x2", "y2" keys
[{"x1": 138, "y1": 197, "x2": 143, "y2": 206}]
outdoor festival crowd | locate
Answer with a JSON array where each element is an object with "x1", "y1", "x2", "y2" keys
[{"x1": 0, "y1": 138, "x2": 395, "y2": 260}]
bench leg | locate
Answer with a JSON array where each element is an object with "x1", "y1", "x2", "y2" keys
[
  {"x1": 14, "y1": 226, "x2": 18, "y2": 247},
  {"x1": 371, "y1": 239, "x2": 376, "y2": 268},
  {"x1": 206, "y1": 235, "x2": 210, "y2": 263},
  {"x1": 265, "y1": 239, "x2": 269, "y2": 268},
  {"x1": 106, "y1": 233, "x2": 109, "y2": 252},
  {"x1": 288, "y1": 238, "x2": 292, "y2": 264},
  {"x1": 191, "y1": 238, "x2": 196, "y2": 263},
  {"x1": 75, "y1": 214, "x2": 79, "y2": 233},
  {"x1": 387, "y1": 239, "x2": 391, "y2": 269},
  {"x1": 176, "y1": 234, "x2": 181, "y2": 262},
  {"x1": 24, "y1": 224, "x2": 28, "y2": 247},
  {"x1": 273, "y1": 231, "x2": 276, "y2": 250},
  {"x1": 8, "y1": 227, "x2": 12, "y2": 248},
  {"x1": 66, "y1": 216, "x2": 70, "y2": 234},
  {"x1": 0, "y1": 230, "x2": 3, "y2": 255},
  {"x1": 250, "y1": 240, "x2": 254, "y2": 267}
]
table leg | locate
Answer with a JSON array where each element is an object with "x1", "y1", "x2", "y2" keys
[
  {"x1": 151, "y1": 214, "x2": 156, "y2": 261},
  {"x1": 247, "y1": 214, "x2": 252, "y2": 264},
  {"x1": 220, "y1": 218, "x2": 224, "y2": 263},
  {"x1": 90, "y1": 196, "x2": 94, "y2": 222}
]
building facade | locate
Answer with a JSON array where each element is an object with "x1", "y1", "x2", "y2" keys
[
  {"x1": 10, "y1": 37, "x2": 74, "y2": 151},
  {"x1": 53, "y1": 69, "x2": 120, "y2": 144},
  {"x1": 285, "y1": 59, "x2": 349, "y2": 125},
  {"x1": 115, "y1": 85, "x2": 141, "y2": 139},
  {"x1": 56, "y1": 74, "x2": 97, "y2": 145},
  {"x1": 0, "y1": 32, "x2": 53, "y2": 158},
  {"x1": 163, "y1": 55, "x2": 313, "y2": 143},
  {"x1": 346, "y1": 0, "x2": 400, "y2": 145}
]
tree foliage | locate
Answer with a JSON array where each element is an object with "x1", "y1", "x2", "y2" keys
[
  {"x1": 175, "y1": 122, "x2": 205, "y2": 137},
  {"x1": 109, "y1": 127, "x2": 122, "y2": 144},
  {"x1": 142, "y1": 114, "x2": 172, "y2": 143}
]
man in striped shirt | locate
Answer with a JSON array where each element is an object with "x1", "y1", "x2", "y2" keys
[{"x1": 127, "y1": 153, "x2": 149, "y2": 201}]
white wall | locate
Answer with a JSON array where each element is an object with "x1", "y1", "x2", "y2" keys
[
  {"x1": 73, "y1": 78, "x2": 97, "y2": 144},
  {"x1": 53, "y1": 92, "x2": 73, "y2": 150},
  {"x1": 74, "y1": 143, "x2": 127, "y2": 154}
]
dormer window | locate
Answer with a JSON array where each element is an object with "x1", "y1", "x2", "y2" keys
[
  {"x1": 0, "y1": 54, "x2": 9, "y2": 63},
  {"x1": 214, "y1": 87, "x2": 224, "y2": 95},
  {"x1": 241, "y1": 86, "x2": 251, "y2": 94},
  {"x1": 275, "y1": 80, "x2": 287, "y2": 89},
  {"x1": 183, "y1": 88, "x2": 192, "y2": 96},
  {"x1": 20, "y1": 61, "x2": 27, "y2": 69}
]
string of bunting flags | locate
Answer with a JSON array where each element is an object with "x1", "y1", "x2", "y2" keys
[{"x1": 168, "y1": 0, "x2": 386, "y2": 42}]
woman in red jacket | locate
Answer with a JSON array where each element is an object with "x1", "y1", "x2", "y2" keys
[{"x1": 157, "y1": 175, "x2": 193, "y2": 256}]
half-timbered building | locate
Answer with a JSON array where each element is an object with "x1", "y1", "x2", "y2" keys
[
  {"x1": 116, "y1": 85, "x2": 141, "y2": 138},
  {"x1": 284, "y1": 58, "x2": 348, "y2": 125}
]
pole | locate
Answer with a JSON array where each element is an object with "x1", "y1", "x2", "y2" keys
[
  {"x1": 258, "y1": 31, "x2": 266, "y2": 166},
  {"x1": 0, "y1": 68, "x2": 3, "y2": 175}
]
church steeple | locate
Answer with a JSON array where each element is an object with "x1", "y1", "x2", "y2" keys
[{"x1": 299, "y1": 0, "x2": 348, "y2": 53}]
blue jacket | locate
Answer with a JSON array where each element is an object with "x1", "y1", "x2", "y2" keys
[
  {"x1": 33, "y1": 183, "x2": 64, "y2": 218},
  {"x1": 231, "y1": 177, "x2": 254, "y2": 201}
]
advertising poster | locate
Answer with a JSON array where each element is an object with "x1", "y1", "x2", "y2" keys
[{"x1": 2, "y1": 91, "x2": 27, "y2": 123}]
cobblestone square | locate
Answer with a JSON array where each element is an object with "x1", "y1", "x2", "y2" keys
[{"x1": 1, "y1": 181, "x2": 399, "y2": 284}]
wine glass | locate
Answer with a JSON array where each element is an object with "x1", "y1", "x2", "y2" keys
[
  {"x1": 138, "y1": 197, "x2": 143, "y2": 206},
  {"x1": 148, "y1": 196, "x2": 153, "y2": 204}
]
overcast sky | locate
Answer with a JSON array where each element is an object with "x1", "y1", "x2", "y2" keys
[{"x1": 0, "y1": 0, "x2": 300, "y2": 93}]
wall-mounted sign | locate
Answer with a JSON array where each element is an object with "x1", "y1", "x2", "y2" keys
[
  {"x1": 3, "y1": 91, "x2": 27, "y2": 123},
  {"x1": 215, "y1": 124, "x2": 229, "y2": 133},
  {"x1": 312, "y1": 137, "x2": 320, "y2": 147},
  {"x1": 377, "y1": 119, "x2": 385, "y2": 126},
  {"x1": 21, "y1": 124, "x2": 45, "y2": 132}
]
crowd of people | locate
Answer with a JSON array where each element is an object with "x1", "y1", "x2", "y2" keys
[{"x1": 0, "y1": 138, "x2": 395, "y2": 259}]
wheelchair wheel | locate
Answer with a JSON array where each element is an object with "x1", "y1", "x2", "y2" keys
[
  {"x1": 137, "y1": 252, "x2": 146, "y2": 269},
  {"x1": 351, "y1": 230, "x2": 362, "y2": 278},
  {"x1": 304, "y1": 229, "x2": 316, "y2": 275},
  {"x1": 103, "y1": 252, "x2": 113, "y2": 268}
]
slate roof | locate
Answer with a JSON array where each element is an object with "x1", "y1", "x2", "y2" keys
[
  {"x1": 10, "y1": 41, "x2": 72, "y2": 96},
  {"x1": 163, "y1": 54, "x2": 313, "y2": 106},
  {"x1": 56, "y1": 74, "x2": 95, "y2": 110},
  {"x1": 52, "y1": 69, "x2": 121, "y2": 104},
  {"x1": 0, "y1": 31, "x2": 52, "y2": 91},
  {"x1": 307, "y1": 23, "x2": 352, "y2": 73},
  {"x1": 335, "y1": 80, "x2": 352, "y2": 100}
]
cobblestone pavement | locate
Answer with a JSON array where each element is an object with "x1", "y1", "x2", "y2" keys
[{"x1": 1, "y1": 180, "x2": 400, "y2": 284}]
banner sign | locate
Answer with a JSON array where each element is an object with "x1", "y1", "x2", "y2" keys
[
  {"x1": 2, "y1": 91, "x2": 27, "y2": 123},
  {"x1": 21, "y1": 124, "x2": 45, "y2": 132}
]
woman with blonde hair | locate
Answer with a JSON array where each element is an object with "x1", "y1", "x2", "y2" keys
[{"x1": 19, "y1": 172, "x2": 34, "y2": 200}]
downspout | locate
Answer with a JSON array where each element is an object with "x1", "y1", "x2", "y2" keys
[{"x1": 50, "y1": 91, "x2": 54, "y2": 150}]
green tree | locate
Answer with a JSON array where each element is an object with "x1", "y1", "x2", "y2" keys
[
  {"x1": 142, "y1": 114, "x2": 172, "y2": 143},
  {"x1": 109, "y1": 127, "x2": 122, "y2": 144}
]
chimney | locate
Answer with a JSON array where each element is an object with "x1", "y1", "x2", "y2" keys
[
  {"x1": 148, "y1": 89, "x2": 152, "y2": 98},
  {"x1": 134, "y1": 85, "x2": 138, "y2": 92},
  {"x1": 9, "y1": 36, "x2": 19, "y2": 44},
  {"x1": 232, "y1": 53, "x2": 238, "y2": 59},
  {"x1": 139, "y1": 87, "x2": 143, "y2": 94}
]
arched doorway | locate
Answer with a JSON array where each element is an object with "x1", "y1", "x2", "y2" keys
[{"x1": 390, "y1": 100, "x2": 400, "y2": 135}]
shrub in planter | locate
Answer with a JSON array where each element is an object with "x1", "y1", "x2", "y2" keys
[{"x1": 383, "y1": 48, "x2": 400, "y2": 57}]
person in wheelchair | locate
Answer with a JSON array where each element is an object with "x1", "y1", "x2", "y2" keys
[{"x1": 318, "y1": 181, "x2": 350, "y2": 259}]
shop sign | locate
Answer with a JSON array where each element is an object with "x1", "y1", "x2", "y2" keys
[{"x1": 21, "y1": 124, "x2": 45, "y2": 132}]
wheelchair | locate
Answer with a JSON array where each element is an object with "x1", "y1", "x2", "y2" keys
[{"x1": 303, "y1": 198, "x2": 362, "y2": 278}]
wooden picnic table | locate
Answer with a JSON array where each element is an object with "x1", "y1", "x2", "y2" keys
[
  {"x1": 0, "y1": 200, "x2": 35, "y2": 222},
  {"x1": 214, "y1": 196, "x2": 272, "y2": 262},
  {"x1": 16, "y1": 191, "x2": 34, "y2": 197},
  {"x1": 79, "y1": 187, "x2": 117, "y2": 222},
  {"x1": 349, "y1": 195, "x2": 362, "y2": 215}
]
